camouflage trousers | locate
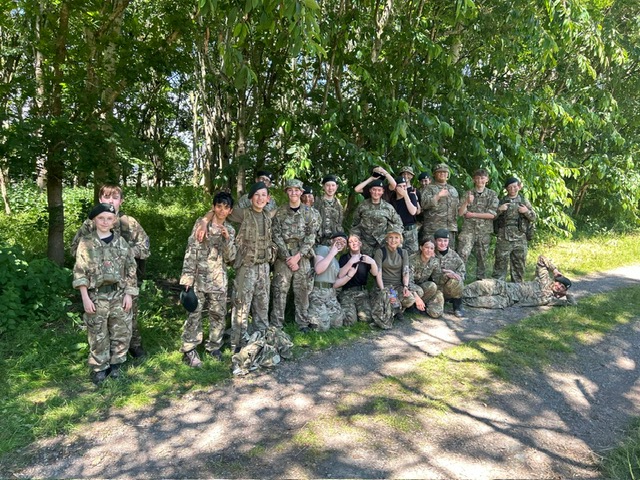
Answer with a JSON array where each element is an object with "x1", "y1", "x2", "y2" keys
[
  {"x1": 402, "y1": 226, "x2": 419, "y2": 255},
  {"x1": 180, "y1": 290, "x2": 227, "y2": 353},
  {"x1": 414, "y1": 281, "x2": 444, "y2": 318},
  {"x1": 231, "y1": 262, "x2": 271, "y2": 348},
  {"x1": 370, "y1": 285, "x2": 415, "y2": 329},
  {"x1": 457, "y1": 231, "x2": 493, "y2": 280},
  {"x1": 462, "y1": 279, "x2": 511, "y2": 309},
  {"x1": 270, "y1": 257, "x2": 313, "y2": 329},
  {"x1": 338, "y1": 288, "x2": 372, "y2": 326},
  {"x1": 308, "y1": 287, "x2": 345, "y2": 331},
  {"x1": 85, "y1": 290, "x2": 132, "y2": 372},
  {"x1": 493, "y1": 237, "x2": 527, "y2": 283},
  {"x1": 437, "y1": 276, "x2": 464, "y2": 301},
  {"x1": 129, "y1": 296, "x2": 143, "y2": 349}
]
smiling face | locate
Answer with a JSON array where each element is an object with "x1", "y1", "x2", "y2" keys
[
  {"x1": 506, "y1": 182, "x2": 522, "y2": 198},
  {"x1": 420, "y1": 240, "x2": 435, "y2": 258},
  {"x1": 256, "y1": 175, "x2": 272, "y2": 188},
  {"x1": 93, "y1": 212, "x2": 117, "y2": 235},
  {"x1": 250, "y1": 188, "x2": 270, "y2": 211},
  {"x1": 369, "y1": 186, "x2": 385, "y2": 202},
  {"x1": 435, "y1": 237, "x2": 449, "y2": 251},
  {"x1": 434, "y1": 171, "x2": 448, "y2": 184},
  {"x1": 286, "y1": 187, "x2": 302, "y2": 207},
  {"x1": 213, "y1": 202, "x2": 232, "y2": 222},
  {"x1": 473, "y1": 174, "x2": 489, "y2": 190},
  {"x1": 348, "y1": 235, "x2": 362, "y2": 254},
  {"x1": 386, "y1": 232, "x2": 402, "y2": 250},
  {"x1": 323, "y1": 181, "x2": 337, "y2": 197}
]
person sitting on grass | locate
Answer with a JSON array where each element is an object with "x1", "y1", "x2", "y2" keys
[
  {"x1": 179, "y1": 192, "x2": 236, "y2": 368},
  {"x1": 463, "y1": 255, "x2": 576, "y2": 309},
  {"x1": 72, "y1": 203, "x2": 138, "y2": 385}
]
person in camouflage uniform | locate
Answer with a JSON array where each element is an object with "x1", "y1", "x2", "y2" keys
[
  {"x1": 409, "y1": 238, "x2": 445, "y2": 318},
  {"x1": 374, "y1": 227, "x2": 416, "y2": 325},
  {"x1": 464, "y1": 255, "x2": 576, "y2": 308},
  {"x1": 431, "y1": 228, "x2": 466, "y2": 317},
  {"x1": 457, "y1": 169, "x2": 499, "y2": 280},
  {"x1": 419, "y1": 163, "x2": 460, "y2": 246},
  {"x1": 335, "y1": 233, "x2": 381, "y2": 325},
  {"x1": 492, "y1": 177, "x2": 537, "y2": 283},
  {"x1": 307, "y1": 232, "x2": 348, "y2": 331},
  {"x1": 228, "y1": 182, "x2": 274, "y2": 352},
  {"x1": 270, "y1": 179, "x2": 321, "y2": 332},
  {"x1": 179, "y1": 192, "x2": 236, "y2": 367},
  {"x1": 351, "y1": 179, "x2": 403, "y2": 256},
  {"x1": 315, "y1": 174, "x2": 344, "y2": 246},
  {"x1": 72, "y1": 203, "x2": 138, "y2": 385},
  {"x1": 71, "y1": 185, "x2": 150, "y2": 359},
  {"x1": 301, "y1": 186, "x2": 315, "y2": 207},
  {"x1": 236, "y1": 170, "x2": 278, "y2": 215}
]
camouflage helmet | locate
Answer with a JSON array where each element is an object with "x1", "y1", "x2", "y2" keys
[
  {"x1": 399, "y1": 165, "x2": 415, "y2": 176},
  {"x1": 433, "y1": 163, "x2": 450, "y2": 174},
  {"x1": 180, "y1": 287, "x2": 198, "y2": 313},
  {"x1": 386, "y1": 225, "x2": 404, "y2": 237}
]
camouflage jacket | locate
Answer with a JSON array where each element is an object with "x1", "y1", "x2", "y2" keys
[
  {"x1": 419, "y1": 183, "x2": 460, "y2": 232},
  {"x1": 494, "y1": 194, "x2": 536, "y2": 242},
  {"x1": 315, "y1": 197, "x2": 344, "y2": 243},
  {"x1": 180, "y1": 219, "x2": 236, "y2": 293},
  {"x1": 350, "y1": 199, "x2": 403, "y2": 250},
  {"x1": 230, "y1": 207, "x2": 274, "y2": 268},
  {"x1": 410, "y1": 253, "x2": 439, "y2": 286},
  {"x1": 71, "y1": 212, "x2": 150, "y2": 260},
  {"x1": 431, "y1": 248, "x2": 466, "y2": 286},
  {"x1": 506, "y1": 255, "x2": 575, "y2": 306},
  {"x1": 272, "y1": 204, "x2": 320, "y2": 259},
  {"x1": 459, "y1": 188, "x2": 499, "y2": 236},
  {"x1": 72, "y1": 230, "x2": 138, "y2": 295}
]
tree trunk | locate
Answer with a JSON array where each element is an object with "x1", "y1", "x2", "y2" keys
[{"x1": 0, "y1": 167, "x2": 11, "y2": 214}]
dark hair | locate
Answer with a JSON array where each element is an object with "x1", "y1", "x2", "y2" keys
[
  {"x1": 473, "y1": 169, "x2": 489, "y2": 177},
  {"x1": 213, "y1": 191, "x2": 234, "y2": 208}
]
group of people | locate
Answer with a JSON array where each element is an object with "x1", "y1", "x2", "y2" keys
[{"x1": 71, "y1": 164, "x2": 576, "y2": 384}]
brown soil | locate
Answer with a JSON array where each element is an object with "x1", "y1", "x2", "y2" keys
[{"x1": 2, "y1": 266, "x2": 640, "y2": 479}]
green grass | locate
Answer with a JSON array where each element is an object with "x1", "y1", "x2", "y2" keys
[
  {"x1": 600, "y1": 418, "x2": 640, "y2": 480},
  {"x1": 1, "y1": 227, "x2": 639, "y2": 465}
]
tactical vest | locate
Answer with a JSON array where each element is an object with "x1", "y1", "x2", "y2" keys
[{"x1": 235, "y1": 209, "x2": 272, "y2": 267}]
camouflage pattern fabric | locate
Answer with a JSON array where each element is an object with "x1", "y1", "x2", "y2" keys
[
  {"x1": 236, "y1": 193, "x2": 277, "y2": 213},
  {"x1": 419, "y1": 183, "x2": 459, "y2": 241},
  {"x1": 231, "y1": 327, "x2": 293, "y2": 376},
  {"x1": 370, "y1": 288, "x2": 394, "y2": 329},
  {"x1": 457, "y1": 188, "x2": 499, "y2": 280},
  {"x1": 72, "y1": 212, "x2": 150, "y2": 350},
  {"x1": 308, "y1": 287, "x2": 345, "y2": 331},
  {"x1": 315, "y1": 197, "x2": 344, "y2": 246},
  {"x1": 402, "y1": 227, "x2": 419, "y2": 256},
  {"x1": 270, "y1": 204, "x2": 320, "y2": 329},
  {"x1": 409, "y1": 253, "x2": 444, "y2": 318},
  {"x1": 493, "y1": 195, "x2": 536, "y2": 282},
  {"x1": 464, "y1": 255, "x2": 577, "y2": 308},
  {"x1": 231, "y1": 263, "x2": 271, "y2": 349},
  {"x1": 73, "y1": 231, "x2": 138, "y2": 371},
  {"x1": 338, "y1": 288, "x2": 372, "y2": 325},
  {"x1": 431, "y1": 249, "x2": 466, "y2": 300},
  {"x1": 350, "y1": 199, "x2": 403, "y2": 256},
  {"x1": 230, "y1": 208, "x2": 274, "y2": 268},
  {"x1": 180, "y1": 290, "x2": 227, "y2": 352}
]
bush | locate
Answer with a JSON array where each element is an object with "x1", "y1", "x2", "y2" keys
[{"x1": 0, "y1": 245, "x2": 78, "y2": 337}]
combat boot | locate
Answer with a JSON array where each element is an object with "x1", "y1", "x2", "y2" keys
[
  {"x1": 109, "y1": 363, "x2": 121, "y2": 379},
  {"x1": 129, "y1": 345, "x2": 146, "y2": 358},
  {"x1": 91, "y1": 369, "x2": 109, "y2": 385},
  {"x1": 183, "y1": 349, "x2": 202, "y2": 368},
  {"x1": 207, "y1": 349, "x2": 222, "y2": 361},
  {"x1": 452, "y1": 298, "x2": 464, "y2": 318}
]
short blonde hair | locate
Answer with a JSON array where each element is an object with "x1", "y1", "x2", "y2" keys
[{"x1": 99, "y1": 185, "x2": 123, "y2": 199}]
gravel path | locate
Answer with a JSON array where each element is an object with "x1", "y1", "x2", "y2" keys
[{"x1": 3, "y1": 265, "x2": 640, "y2": 478}]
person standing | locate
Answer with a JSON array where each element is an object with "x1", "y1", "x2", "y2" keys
[
  {"x1": 419, "y1": 163, "x2": 460, "y2": 245},
  {"x1": 457, "y1": 169, "x2": 499, "y2": 280},
  {"x1": 389, "y1": 175, "x2": 419, "y2": 254},
  {"x1": 228, "y1": 182, "x2": 274, "y2": 352},
  {"x1": 351, "y1": 178, "x2": 403, "y2": 256},
  {"x1": 464, "y1": 255, "x2": 575, "y2": 308},
  {"x1": 431, "y1": 228, "x2": 466, "y2": 318},
  {"x1": 71, "y1": 185, "x2": 150, "y2": 359},
  {"x1": 315, "y1": 174, "x2": 344, "y2": 246},
  {"x1": 271, "y1": 179, "x2": 321, "y2": 333},
  {"x1": 492, "y1": 177, "x2": 537, "y2": 283},
  {"x1": 179, "y1": 192, "x2": 236, "y2": 367},
  {"x1": 236, "y1": 169, "x2": 278, "y2": 215},
  {"x1": 72, "y1": 203, "x2": 138, "y2": 385}
]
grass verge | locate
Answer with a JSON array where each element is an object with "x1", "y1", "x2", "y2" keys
[{"x1": 600, "y1": 418, "x2": 640, "y2": 480}]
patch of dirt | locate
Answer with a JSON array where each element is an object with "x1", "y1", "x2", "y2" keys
[{"x1": 2, "y1": 266, "x2": 640, "y2": 479}]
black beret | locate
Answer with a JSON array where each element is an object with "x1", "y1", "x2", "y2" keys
[
  {"x1": 505, "y1": 176, "x2": 520, "y2": 188},
  {"x1": 248, "y1": 181, "x2": 268, "y2": 198},
  {"x1": 555, "y1": 275, "x2": 572, "y2": 289},
  {"x1": 180, "y1": 287, "x2": 198, "y2": 313},
  {"x1": 433, "y1": 228, "x2": 450, "y2": 239},
  {"x1": 394, "y1": 176, "x2": 406, "y2": 185},
  {"x1": 322, "y1": 175, "x2": 339, "y2": 184},
  {"x1": 369, "y1": 179, "x2": 385, "y2": 188},
  {"x1": 303, "y1": 186, "x2": 314, "y2": 195},
  {"x1": 331, "y1": 231, "x2": 348, "y2": 240},
  {"x1": 88, "y1": 203, "x2": 116, "y2": 220},
  {"x1": 256, "y1": 170, "x2": 274, "y2": 181},
  {"x1": 418, "y1": 172, "x2": 431, "y2": 181}
]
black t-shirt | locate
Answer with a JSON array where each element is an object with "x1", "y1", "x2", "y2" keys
[
  {"x1": 339, "y1": 253, "x2": 371, "y2": 288},
  {"x1": 392, "y1": 191, "x2": 418, "y2": 226}
]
